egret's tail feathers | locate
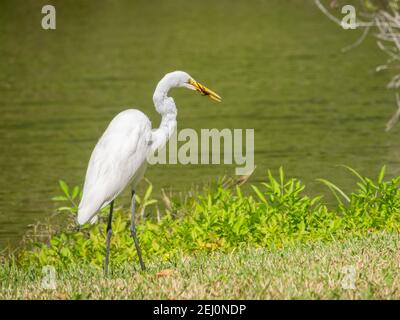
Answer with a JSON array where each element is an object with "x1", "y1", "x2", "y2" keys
[
  {"x1": 77, "y1": 202, "x2": 100, "y2": 225},
  {"x1": 89, "y1": 215, "x2": 98, "y2": 224}
]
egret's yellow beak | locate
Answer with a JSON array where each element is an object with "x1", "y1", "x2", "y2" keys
[{"x1": 188, "y1": 79, "x2": 222, "y2": 102}]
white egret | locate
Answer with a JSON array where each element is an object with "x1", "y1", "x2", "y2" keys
[{"x1": 77, "y1": 71, "x2": 221, "y2": 275}]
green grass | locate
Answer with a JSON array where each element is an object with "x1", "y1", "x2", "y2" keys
[
  {"x1": 1, "y1": 167, "x2": 400, "y2": 299},
  {"x1": 1, "y1": 232, "x2": 399, "y2": 299}
]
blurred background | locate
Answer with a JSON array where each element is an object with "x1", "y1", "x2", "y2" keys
[{"x1": 1, "y1": 0, "x2": 399, "y2": 247}]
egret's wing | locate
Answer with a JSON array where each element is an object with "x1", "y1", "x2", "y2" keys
[
  {"x1": 83, "y1": 130, "x2": 140, "y2": 202},
  {"x1": 78, "y1": 110, "x2": 151, "y2": 224}
]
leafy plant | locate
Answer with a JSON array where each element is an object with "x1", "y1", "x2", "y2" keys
[
  {"x1": 134, "y1": 179, "x2": 158, "y2": 220},
  {"x1": 16, "y1": 167, "x2": 400, "y2": 271},
  {"x1": 51, "y1": 180, "x2": 81, "y2": 216}
]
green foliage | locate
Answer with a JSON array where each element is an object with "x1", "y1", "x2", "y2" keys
[
  {"x1": 51, "y1": 180, "x2": 81, "y2": 215},
  {"x1": 17, "y1": 167, "x2": 400, "y2": 271}
]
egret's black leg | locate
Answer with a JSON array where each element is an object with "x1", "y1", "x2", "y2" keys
[
  {"x1": 104, "y1": 200, "x2": 114, "y2": 276},
  {"x1": 130, "y1": 190, "x2": 145, "y2": 271}
]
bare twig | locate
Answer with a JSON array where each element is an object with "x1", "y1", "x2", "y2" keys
[
  {"x1": 316, "y1": 1, "x2": 400, "y2": 130},
  {"x1": 342, "y1": 25, "x2": 371, "y2": 52},
  {"x1": 386, "y1": 93, "x2": 400, "y2": 131},
  {"x1": 314, "y1": 0, "x2": 375, "y2": 27}
]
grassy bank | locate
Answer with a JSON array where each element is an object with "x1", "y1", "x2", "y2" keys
[
  {"x1": 1, "y1": 232, "x2": 399, "y2": 299},
  {"x1": 1, "y1": 167, "x2": 400, "y2": 299}
]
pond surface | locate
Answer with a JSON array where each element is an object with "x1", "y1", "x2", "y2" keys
[{"x1": 1, "y1": 0, "x2": 400, "y2": 247}]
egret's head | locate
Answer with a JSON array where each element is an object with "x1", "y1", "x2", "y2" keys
[{"x1": 165, "y1": 71, "x2": 222, "y2": 102}]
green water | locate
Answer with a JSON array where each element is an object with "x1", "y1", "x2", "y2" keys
[{"x1": 1, "y1": 0, "x2": 399, "y2": 247}]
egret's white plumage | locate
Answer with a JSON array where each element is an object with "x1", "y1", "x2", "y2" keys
[
  {"x1": 77, "y1": 71, "x2": 221, "y2": 225},
  {"x1": 77, "y1": 110, "x2": 151, "y2": 224}
]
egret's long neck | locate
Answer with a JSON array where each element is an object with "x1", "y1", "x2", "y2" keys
[{"x1": 151, "y1": 77, "x2": 178, "y2": 152}]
